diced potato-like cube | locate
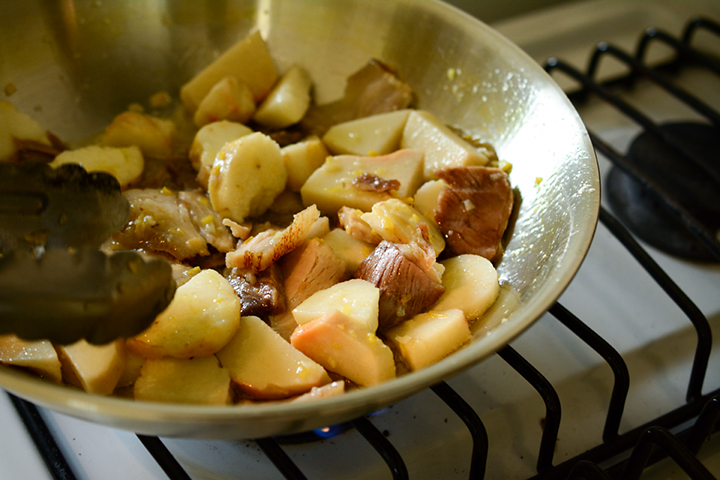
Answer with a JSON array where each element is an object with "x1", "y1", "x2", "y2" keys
[
  {"x1": 401, "y1": 110, "x2": 491, "y2": 180},
  {"x1": 300, "y1": 149, "x2": 424, "y2": 216},
  {"x1": 116, "y1": 349, "x2": 146, "y2": 388},
  {"x1": 193, "y1": 76, "x2": 256, "y2": 128},
  {"x1": 281, "y1": 136, "x2": 329, "y2": 192},
  {"x1": 180, "y1": 30, "x2": 278, "y2": 111},
  {"x1": 127, "y1": 269, "x2": 241, "y2": 359},
  {"x1": 0, "y1": 101, "x2": 52, "y2": 161},
  {"x1": 293, "y1": 380, "x2": 345, "y2": 402},
  {"x1": 216, "y1": 316, "x2": 331, "y2": 399},
  {"x1": 292, "y1": 279, "x2": 380, "y2": 332},
  {"x1": 57, "y1": 340, "x2": 126, "y2": 395},
  {"x1": 321, "y1": 227, "x2": 375, "y2": 276},
  {"x1": 189, "y1": 120, "x2": 253, "y2": 190},
  {"x1": 385, "y1": 309, "x2": 471, "y2": 370},
  {"x1": 434, "y1": 254, "x2": 500, "y2": 320},
  {"x1": 413, "y1": 180, "x2": 449, "y2": 226},
  {"x1": 253, "y1": 65, "x2": 312, "y2": 129},
  {"x1": 209, "y1": 132, "x2": 287, "y2": 223},
  {"x1": 103, "y1": 111, "x2": 177, "y2": 159},
  {"x1": 322, "y1": 109, "x2": 411, "y2": 156},
  {"x1": 291, "y1": 310, "x2": 396, "y2": 387},
  {"x1": 50, "y1": 145, "x2": 144, "y2": 188},
  {"x1": 0, "y1": 334, "x2": 62, "y2": 383},
  {"x1": 134, "y1": 356, "x2": 231, "y2": 405}
]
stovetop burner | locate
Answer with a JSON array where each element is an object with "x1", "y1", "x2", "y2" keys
[{"x1": 606, "y1": 121, "x2": 720, "y2": 263}]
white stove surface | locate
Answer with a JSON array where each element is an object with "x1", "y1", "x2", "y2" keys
[{"x1": 2, "y1": 1, "x2": 720, "y2": 479}]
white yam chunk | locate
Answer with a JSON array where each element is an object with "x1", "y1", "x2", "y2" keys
[
  {"x1": 208, "y1": 132, "x2": 287, "y2": 223},
  {"x1": 413, "y1": 179, "x2": 449, "y2": 226},
  {"x1": 0, "y1": 334, "x2": 62, "y2": 383},
  {"x1": 253, "y1": 65, "x2": 312, "y2": 129},
  {"x1": 189, "y1": 120, "x2": 253, "y2": 190},
  {"x1": 103, "y1": 111, "x2": 177, "y2": 159},
  {"x1": 385, "y1": 309, "x2": 471, "y2": 370},
  {"x1": 292, "y1": 279, "x2": 380, "y2": 332},
  {"x1": 322, "y1": 109, "x2": 411, "y2": 156},
  {"x1": 57, "y1": 340, "x2": 126, "y2": 395},
  {"x1": 433, "y1": 254, "x2": 500, "y2": 320},
  {"x1": 127, "y1": 269, "x2": 241, "y2": 359},
  {"x1": 180, "y1": 30, "x2": 278, "y2": 112},
  {"x1": 300, "y1": 149, "x2": 425, "y2": 216},
  {"x1": 216, "y1": 315, "x2": 331, "y2": 399},
  {"x1": 50, "y1": 145, "x2": 144, "y2": 188},
  {"x1": 193, "y1": 76, "x2": 256, "y2": 127},
  {"x1": 0, "y1": 101, "x2": 52, "y2": 161},
  {"x1": 401, "y1": 110, "x2": 491, "y2": 180},
  {"x1": 134, "y1": 356, "x2": 231, "y2": 405},
  {"x1": 281, "y1": 136, "x2": 329, "y2": 192},
  {"x1": 321, "y1": 228, "x2": 375, "y2": 276},
  {"x1": 292, "y1": 380, "x2": 345, "y2": 402}
]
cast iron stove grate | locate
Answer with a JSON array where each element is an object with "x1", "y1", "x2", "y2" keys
[{"x1": 7, "y1": 14, "x2": 720, "y2": 480}]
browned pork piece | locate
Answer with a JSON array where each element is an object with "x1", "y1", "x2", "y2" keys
[
  {"x1": 225, "y1": 264, "x2": 286, "y2": 318},
  {"x1": 434, "y1": 166, "x2": 514, "y2": 264},
  {"x1": 355, "y1": 241, "x2": 445, "y2": 331},
  {"x1": 107, "y1": 188, "x2": 232, "y2": 260},
  {"x1": 301, "y1": 60, "x2": 414, "y2": 136}
]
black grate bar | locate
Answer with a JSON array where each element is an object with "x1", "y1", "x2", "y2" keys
[
  {"x1": 349, "y1": 416, "x2": 409, "y2": 480},
  {"x1": 548, "y1": 303, "x2": 629, "y2": 442},
  {"x1": 431, "y1": 380, "x2": 488, "y2": 479},
  {"x1": 621, "y1": 426, "x2": 716, "y2": 480},
  {"x1": 136, "y1": 435, "x2": 192, "y2": 480},
  {"x1": 683, "y1": 17, "x2": 720, "y2": 46},
  {"x1": 636, "y1": 22, "x2": 720, "y2": 75},
  {"x1": 566, "y1": 460, "x2": 612, "y2": 480},
  {"x1": 498, "y1": 346, "x2": 561, "y2": 473},
  {"x1": 686, "y1": 394, "x2": 720, "y2": 455},
  {"x1": 255, "y1": 437, "x2": 309, "y2": 480},
  {"x1": 8, "y1": 394, "x2": 76, "y2": 480},
  {"x1": 598, "y1": 205, "x2": 712, "y2": 402}
]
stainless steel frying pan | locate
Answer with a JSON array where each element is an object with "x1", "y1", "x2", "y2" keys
[{"x1": 0, "y1": 0, "x2": 599, "y2": 439}]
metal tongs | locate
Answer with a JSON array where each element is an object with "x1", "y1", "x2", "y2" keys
[{"x1": 0, "y1": 162, "x2": 176, "y2": 345}]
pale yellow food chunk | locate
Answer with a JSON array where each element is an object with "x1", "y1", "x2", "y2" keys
[
  {"x1": 292, "y1": 279, "x2": 380, "y2": 332},
  {"x1": 103, "y1": 111, "x2": 177, "y2": 159},
  {"x1": 281, "y1": 136, "x2": 329, "y2": 192},
  {"x1": 208, "y1": 132, "x2": 287, "y2": 223},
  {"x1": 193, "y1": 76, "x2": 256, "y2": 128},
  {"x1": 216, "y1": 316, "x2": 331, "y2": 400},
  {"x1": 116, "y1": 349, "x2": 146, "y2": 388},
  {"x1": 0, "y1": 334, "x2": 62, "y2": 383},
  {"x1": 127, "y1": 269, "x2": 241, "y2": 359},
  {"x1": 433, "y1": 254, "x2": 500, "y2": 320},
  {"x1": 57, "y1": 340, "x2": 126, "y2": 395},
  {"x1": 385, "y1": 309, "x2": 471, "y2": 370},
  {"x1": 134, "y1": 356, "x2": 231, "y2": 405},
  {"x1": 189, "y1": 120, "x2": 253, "y2": 190},
  {"x1": 401, "y1": 110, "x2": 492, "y2": 180},
  {"x1": 322, "y1": 109, "x2": 411, "y2": 156},
  {"x1": 0, "y1": 101, "x2": 52, "y2": 161},
  {"x1": 413, "y1": 179, "x2": 449, "y2": 226},
  {"x1": 253, "y1": 65, "x2": 312, "y2": 129},
  {"x1": 50, "y1": 145, "x2": 144, "y2": 188},
  {"x1": 292, "y1": 380, "x2": 345, "y2": 402},
  {"x1": 321, "y1": 227, "x2": 375, "y2": 276}
]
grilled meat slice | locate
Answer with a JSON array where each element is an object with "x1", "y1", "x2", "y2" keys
[{"x1": 225, "y1": 264, "x2": 286, "y2": 318}]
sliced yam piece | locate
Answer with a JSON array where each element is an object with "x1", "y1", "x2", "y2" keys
[
  {"x1": 290, "y1": 310, "x2": 396, "y2": 387},
  {"x1": 49, "y1": 145, "x2": 143, "y2": 188},
  {"x1": 0, "y1": 101, "x2": 52, "y2": 161},
  {"x1": 102, "y1": 111, "x2": 177, "y2": 159},
  {"x1": 57, "y1": 340, "x2": 126, "y2": 395},
  {"x1": 401, "y1": 110, "x2": 493, "y2": 180},
  {"x1": 180, "y1": 30, "x2": 278, "y2": 111},
  {"x1": 216, "y1": 316, "x2": 331, "y2": 400},
  {"x1": 253, "y1": 65, "x2": 313, "y2": 129},
  {"x1": 127, "y1": 269, "x2": 241, "y2": 359},
  {"x1": 134, "y1": 356, "x2": 231, "y2": 405},
  {"x1": 321, "y1": 227, "x2": 375, "y2": 276},
  {"x1": 433, "y1": 254, "x2": 500, "y2": 321},
  {"x1": 193, "y1": 76, "x2": 256, "y2": 128},
  {"x1": 300, "y1": 149, "x2": 424, "y2": 216},
  {"x1": 385, "y1": 309, "x2": 470, "y2": 371},
  {"x1": 292, "y1": 279, "x2": 380, "y2": 332},
  {"x1": 413, "y1": 179, "x2": 449, "y2": 227},
  {"x1": 0, "y1": 334, "x2": 62, "y2": 383},
  {"x1": 208, "y1": 132, "x2": 287, "y2": 224},
  {"x1": 116, "y1": 349, "x2": 146, "y2": 388},
  {"x1": 281, "y1": 136, "x2": 329, "y2": 192},
  {"x1": 189, "y1": 120, "x2": 253, "y2": 190},
  {"x1": 292, "y1": 380, "x2": 345, "y2": 402},
  {"x1": 322, "y1": 109, "x2": 411, "y2": 156}
]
